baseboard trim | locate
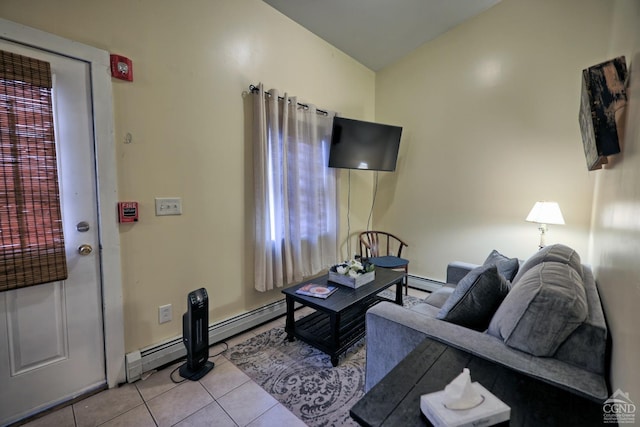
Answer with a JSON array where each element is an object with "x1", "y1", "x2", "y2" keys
[
  {"x1": 125, "y1": 299, "x2": 288, "y2": 382},
  {"x1": 407, "y1": 274, "x2": 444, "y2": 292}
]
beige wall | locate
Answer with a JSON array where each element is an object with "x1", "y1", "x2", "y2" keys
[
  {"x1": 0, "y1": 0, "x2": 375, "y2": 352},
  {"x1": 590, "y1": 0, "x2": 640, "y2": 403},
  {"x1": 374, "y1": 0, "x2": 612, "y2": 280}
]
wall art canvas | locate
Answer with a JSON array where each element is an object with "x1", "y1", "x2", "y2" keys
[{"x1": 579, "y1": 56, "x2": 627, "y2": 171}]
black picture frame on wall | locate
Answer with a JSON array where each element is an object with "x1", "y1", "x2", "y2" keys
[{"x1": 579, "y1": 56, "x2": 627, "y2": 171}]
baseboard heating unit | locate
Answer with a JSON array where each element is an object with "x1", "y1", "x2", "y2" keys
[
  {"x1": 125, "y1": 299, "x2": 287, "y2": 382},
  {"x1": 125, "y1": 276, "x2": 443, "y2": 382},
  {"x1": 407, "y1": 275, "x2": 444, "y2": 293}
]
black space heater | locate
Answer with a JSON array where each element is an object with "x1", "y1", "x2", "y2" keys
[{"x1": 179, "y1": 288, "x2": 214, "y2": 380}]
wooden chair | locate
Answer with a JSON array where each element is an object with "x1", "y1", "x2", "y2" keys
[{"x1": 359, "y1": 231, "x2": 409, "y2": 295}]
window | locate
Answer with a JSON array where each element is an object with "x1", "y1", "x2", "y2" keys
[
  {"x1": 0, "y1": 50, "x2": 67, "y2": 292},
  {"x1": 252, "y1": 84, "x2": 338, "y2": 291}
]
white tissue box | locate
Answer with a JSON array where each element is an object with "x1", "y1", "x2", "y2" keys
[{"x1": 420, "y1": 382, "x2": 510, "y2": 427}]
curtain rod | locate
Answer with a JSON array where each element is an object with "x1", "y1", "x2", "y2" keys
[{"x1": 249, "y1": 84, "x2": 329, "y2": 116}]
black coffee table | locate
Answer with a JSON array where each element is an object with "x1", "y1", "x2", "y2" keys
[{"x1": 282, "y1": 268, "x2": 405, "y2": 366}]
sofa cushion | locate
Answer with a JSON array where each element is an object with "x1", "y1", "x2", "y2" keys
[
  {"x1": 423, "y1": 285, "x2": 455, "y2": 308},
  {"x1": 487, "y1": 262, "x2": 587, "y2": 356},
  {"x1": 436, "y1": 265, "x2": 511, "y2": 331},
  {"x1": 554, "y1": 266, "x2": 608, "y2": 375},
  {"x1": 483, "y1": 249, "x2": 519, "y2": 282},
  {"x1": 512, "y1": 244, "x2": 582, "y2": 284}
]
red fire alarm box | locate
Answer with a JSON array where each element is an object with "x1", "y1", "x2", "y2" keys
[
  {"x1": 118, "y1": 202, "x2": 139, "y2": 223},
  {"x1": 110, "y1": 54, "x2": 133, "y2": 81}
]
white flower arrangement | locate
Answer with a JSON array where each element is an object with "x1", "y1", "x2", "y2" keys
[
  {"x1": 330, "y1": 259, "x2": 375, "y2": 277},
  {"x1": 329, "y1": 259, "x2": 376, "y2": 288}
]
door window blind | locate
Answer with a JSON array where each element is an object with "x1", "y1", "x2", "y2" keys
[{"x1": 0, "y1": 50, "x2": 68, "y2": 292}]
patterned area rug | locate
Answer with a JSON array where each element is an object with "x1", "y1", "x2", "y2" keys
[{"x1": 226, "y1": 291, "x2": 422, "y2": 426}]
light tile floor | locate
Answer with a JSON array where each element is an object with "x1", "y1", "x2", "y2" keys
[{"x1": 22, "y1": 287, "x2": 429, "y2": 427}]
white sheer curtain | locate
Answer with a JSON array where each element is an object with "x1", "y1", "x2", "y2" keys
[{"x1": 253, "y1": 83, "x2": 339, "y2": 291}]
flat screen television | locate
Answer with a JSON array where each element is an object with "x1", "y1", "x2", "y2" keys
[{"x1": 328, "y1": 117, "x2": 402, "y2": 171}]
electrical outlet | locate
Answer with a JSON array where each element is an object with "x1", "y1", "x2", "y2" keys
[{"x1": 159, "y1": 304, "x2": 172, "y2": 324}]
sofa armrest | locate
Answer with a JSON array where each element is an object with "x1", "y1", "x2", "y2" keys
[
  {"x1": 365, "y1": 304, "x2": 431, "y2": 392},
  {"x1": 446, "y1": 261, "x2": 479, "y2": 284}
]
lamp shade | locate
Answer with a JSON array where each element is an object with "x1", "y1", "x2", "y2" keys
[{"x1": 526, "y1": 202, "x2": 565, "y2": 225}]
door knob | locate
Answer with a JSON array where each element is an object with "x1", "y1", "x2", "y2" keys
[{"x1": 78, "y1": 244, "x2": 93, "y2": 255}]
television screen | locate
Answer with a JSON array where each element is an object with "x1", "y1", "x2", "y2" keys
[{"x1": 328, "y1": 117, "x2": 402, "y2": 171}]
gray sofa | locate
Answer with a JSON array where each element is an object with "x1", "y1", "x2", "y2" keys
[{"x1": 365, "y1": 244, "x2": 610, "y2": 402}]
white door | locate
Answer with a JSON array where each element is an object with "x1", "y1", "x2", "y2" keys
[{"x1": 0, "y1": 40, "x2": 105, "y2": 425}]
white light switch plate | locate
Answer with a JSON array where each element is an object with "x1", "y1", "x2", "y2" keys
[{"x1": 155, "y1": 197, "x2": 182, "y2": 216}]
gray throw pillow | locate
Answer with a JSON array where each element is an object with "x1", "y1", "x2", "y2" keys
[
  {"x1": 437, "y1": 265, "x2": 511, "y2": 331},
  {"x1": 487, "y1": 262, "x2": 587, "y2": 356},
  {"x1": 483, "y1": 249, "x2": 519, "y2": 282},
  {"x1": 512, "y1": 244, "x2": 582, "y2": 285}
]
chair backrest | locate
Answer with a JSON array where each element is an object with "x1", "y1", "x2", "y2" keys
[{"x1": 359, "y1": 231, "x2": 408, "y2": 258}]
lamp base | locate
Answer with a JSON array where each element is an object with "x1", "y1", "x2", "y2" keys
[{"x1": 537, "y1": 223, "x2": 548, "y2": 250}]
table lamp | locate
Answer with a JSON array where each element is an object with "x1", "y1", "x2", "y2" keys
[{"x1": 526, "y1": 201, "x2": 565, "y2": 249}]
